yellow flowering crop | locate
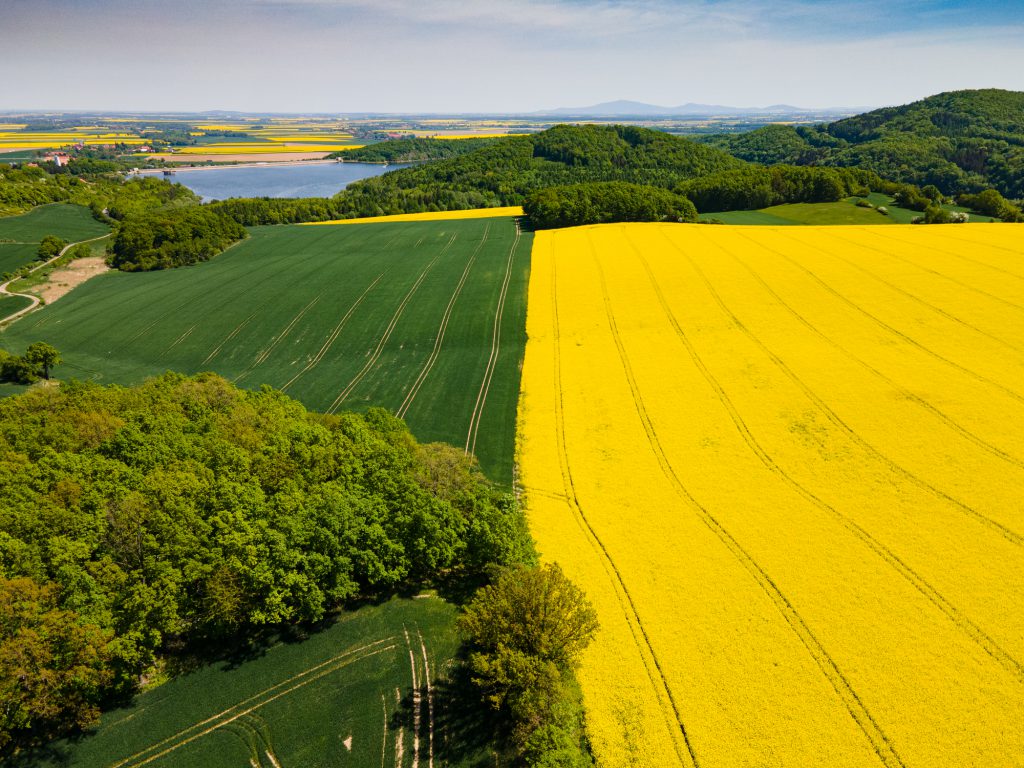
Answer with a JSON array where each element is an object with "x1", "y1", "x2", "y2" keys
[
  {"x1": 303, "y1": 207, "x2": 523, "y2": 225},
  {"x1": 518, "y1": 223, "x2": 1024, "y2": 767}
]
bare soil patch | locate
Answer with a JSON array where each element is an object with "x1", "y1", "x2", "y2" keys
[{"x1": 37, "y1": 256, "x2": 109, "y2": 304}]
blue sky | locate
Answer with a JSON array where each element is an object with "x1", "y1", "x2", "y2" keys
[{"x1": 2, "y1": 0, "x2": 1022, "y2": 112}]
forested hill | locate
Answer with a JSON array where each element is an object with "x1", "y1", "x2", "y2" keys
[
  {"x1": 332, "y1": 124, "x2": 747, "y2": 212},
  {"x1": 698, "y1": 89, "x2": 1024, "y2": 198}
]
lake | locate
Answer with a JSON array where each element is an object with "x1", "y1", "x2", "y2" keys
[{"x1": 137, "y1": 161, "x2": 408, "y2": 201}]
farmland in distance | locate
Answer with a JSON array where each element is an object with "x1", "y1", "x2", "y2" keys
[
  {"x1": 518, "y1": 222, "x2": 1024, "y2": 767},
  {"x1": 0, "y1": 215, "x2": 529, "y2": 484}
]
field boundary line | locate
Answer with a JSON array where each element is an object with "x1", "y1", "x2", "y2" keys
[
  {"x1": 281, "y1": 269, "x2": 389, "y2": 392},
  {"x1": 110, "y1": 637, "x2": 395, "y2": 768},
  {"x1": 719, "y1": 228, "x2": 1024, "y2": 546},
  {"x1": 590, "y1": 235, "x2": 905, "y2": 768},
  {"x1": 733, "y1": 229, "x2": 1024, "y2": 408},
  {"x1": 547, "y1": 240, "x2": 699, "y2": 768},
  {"x1": 397, "y1": 223, "x2": 490, "y2": 418},
  {"x1": 464, "y1": 220, "x2": 520, "y2": 455},
  {"x1": 326, "y1": 235, "x2": 454, "y2": 413},
  {"x1": 628, "y1": 229, "x2": 1024, "y2": 682},
  {"x1": 791, "y1": 228, "x2": 1024, "y2": 353}
]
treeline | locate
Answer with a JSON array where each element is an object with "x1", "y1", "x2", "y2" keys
[
  {"x1": 0, "y1": 342, "x2": 60, "y2": 384},
  {"x1": 333, "y1": 136, "x2": 499, "y2": 164},
  {"x1": 700, "y1": 89, "x2": 1024, "y2": 199},
  {"x1": 0, "y1": 374, "x2": 534, "y2": 755},
  {"x1": 525, "y1": 181, "x2": 697, "y2": 229},
  {"x1": 677, "y1": 165, "x2": 887, "y2": 212},
  {"x1": 109, "y1": 206, "x2": 247, "y2": 271}
]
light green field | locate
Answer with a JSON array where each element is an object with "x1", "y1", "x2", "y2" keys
[
  {"x1": 0, "y1": 294, "x2": 33, "y2": 319},
  {"x1": 25, "y1": 598, "x2": 490, "y2": 768},
  {"x1": 0, "y1": 203, "x2": 110, "y2": 243},
  {"x1": 0, "y1": 216, "x2": 530, "y2": 485},
  {"x1": 0, "y1": 243, "x2": 40, "y2": 276},
  {"x1": 700, "y1": 194, "x2": 1000, "y2": 226}
]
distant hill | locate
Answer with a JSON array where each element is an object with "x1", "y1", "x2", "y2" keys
[
  {"x1": 699, "y1": 89, "x2": 1024, "y2": 198},
  {"x1": 536, "y1": 100, "x2": 812, "y2": 117}
]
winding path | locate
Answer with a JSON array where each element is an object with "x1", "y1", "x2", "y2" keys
[{"x1": 0, "y1": 232, "x2": 111, "y2": 326}]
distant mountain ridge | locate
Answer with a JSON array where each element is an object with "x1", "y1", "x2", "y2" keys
[{"x1": 534, "y1": 99, "x2": 861, "y2": 117}]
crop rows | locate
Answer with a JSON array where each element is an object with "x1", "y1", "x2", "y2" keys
[
  {"x1": 518, "y1": 222, "x2": 1024, "y2": 767},
  {"x1": 1, "y1": 216, "x2": 530, "y2": 484}
]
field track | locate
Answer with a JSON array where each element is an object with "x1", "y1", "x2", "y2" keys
[
  {"x1": 0, "y1": 215, "x2": 530, "y2": 484},
  {"x1": 518, "y1": 223, "x2": 1024, "y2": 768},
  {"x1": 30, "y1": 599, "x2": 461, "y2": 768}
]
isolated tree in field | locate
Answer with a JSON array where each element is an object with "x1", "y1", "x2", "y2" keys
[
  {"x1": 461, "y1": 563, "x2": 598, "y2": 764},
  {"x1": 36, "y1": 235, "x2": 66, "y2": 261},
  {"x1": 23, "y1": 342, "x2": 61, "y2": 380}
]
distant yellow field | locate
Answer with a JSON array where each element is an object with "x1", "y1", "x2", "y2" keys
[
  {"x1": 175, "y1": 144, "x2": 363, "y2": 155},
  {"x1": 303, "y1": 206, "x2": 523, "y2": 225},
  {"x1": 519, "y1": 223, "x2": 1024, "y2": 767}
]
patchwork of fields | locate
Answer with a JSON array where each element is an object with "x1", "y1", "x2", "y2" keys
[
  {"x1": 518, "y1": 223, "x2": 1024, "y2": 767},
  {"x1": 1, "y1": 215, "x2": 529, "y2": 484},
  {"x1": 30, "y1": 598, "x2": 469, "y2": 768}
]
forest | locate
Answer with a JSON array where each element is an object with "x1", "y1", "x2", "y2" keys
[
  {"x1": 699, "y1": 89, "x2": 1024, "y2": 199},
  {"x1": 0, "y1": 374, "x2": 537, "y2": 755}
]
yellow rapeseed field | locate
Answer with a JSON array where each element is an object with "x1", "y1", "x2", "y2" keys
[
  {"x1": 303, "y1": 207, "x2": 523, "y2": 225},
  {"x1": 518, "y1": 223, "x2": 1024, "y2": 768}
]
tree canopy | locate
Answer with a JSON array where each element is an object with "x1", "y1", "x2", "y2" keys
[{"x1": 0, "y1": 373, "x2": 533, "y2": 755}]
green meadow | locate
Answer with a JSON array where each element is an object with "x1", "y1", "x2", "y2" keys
[{"x1": 1, "y1": 215, "x2": 530, "y2": 485}]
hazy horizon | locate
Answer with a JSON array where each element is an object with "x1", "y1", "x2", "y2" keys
[{"x1": 2, "y1": 0, "x2": 1023, "y2": 113}]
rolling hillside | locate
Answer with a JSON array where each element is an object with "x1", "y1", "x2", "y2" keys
[{"x1": 700, "y1": 89, "x2": 1024, "y2": 198}]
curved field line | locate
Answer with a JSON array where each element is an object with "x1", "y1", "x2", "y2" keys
[
  {"x1": 280, "y1": 270, "x2": 388, "y2": 392},
  {"x1": 159, "y1": 324, "x2": 197, "y2": 359},
  {"x1": 201, "y1": 310, "x2": 260, "y2": 366},
  {"x1": 679, "y1": 227, "x2": 1024, "y2": 548},
  {"x1": 705, "y1": 230, "x2": 1024, "y2": 547},
  {"x1": 403, "y1": 627, "x2": 421, "y2": 768},
  {"x1": 861, "y1": 227, "x2": 1024, "y2": 288},
  {"x1": 928, "y1": 230, "x2": 1024, "y2": 270},
  {"x1": 730, "y1": 230, "x2": 1024, "y2": 409},
  {"x1": 111, "y1": 638, "x2": 395, "y2": 768},
  {"x1": 326, "y1": 236, "x2": 454, "y2": 413},
  {"x1": 234, "y1": 296, "x2": 321, "y2": 383},
  {"x1": 623, "y1": 231, "x2": 1024, "y2": 682},
  {"x1": 104, "y1": 263, "x2": 272, "y2": 359},
  {"x1": 417, "y1": 629, "x2": 435, "y2": 768},
  {"x1": 397, "y1": 223, "x2": 490, "y2": 419},
  {"x1": 0, "y1": 231, "x2": 112, "y2": 326},
  {"x1": 717, "y1": 238, "x2": 1024, "y2": 473},
  {"x1": 99, "y1": 225, "x2": 384, "y2": 359},
  {"x1": 589, "y1": 240, "x2": 904, "y2": 768},
  {"x1": 823, "y1": 228, "x2": 1024, "y2": 315},
  {"x1": 464, "y1": 222, "x2": 521, "y2": 455},
  {"x1": 548, "y1": 246, "x2": 700, "y2": 768},
  {"x1": 380, "y1": 694, "x2": 389, "y2": 768},
  {"x1": 793, "y1": 229, "x2": 1024, "y2": 353}
]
